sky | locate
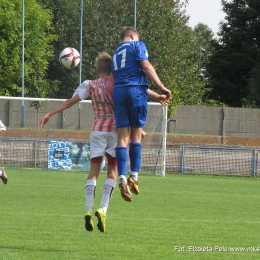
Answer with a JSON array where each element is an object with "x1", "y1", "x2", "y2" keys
[{"x1": 186, "y1": 0, "x2": 226, "y2": 35}]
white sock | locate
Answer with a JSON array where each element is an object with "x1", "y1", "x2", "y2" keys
[
  {"x1": 130, "y1": 171, "x2": 138, "y2": 181},
  {"x1": 85, "y1": 179, "x2": 96, "y2": 212},
  {"x1": 101, "y1": 178, "x2": 116, "y2": 215},
  {"x1": 119, "y1": 175, "x2": 127, "y2": 183}
]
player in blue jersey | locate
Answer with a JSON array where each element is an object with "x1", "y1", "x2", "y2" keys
[{"x1": 111, "y1": 27, "x2": 172, "y2": 202}]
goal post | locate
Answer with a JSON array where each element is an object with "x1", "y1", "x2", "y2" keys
[
  {"x1": 139, "y1": 102, "x2": 168, "y2": 177},
  {"x1": 161, "y1": 104, "x2": 168, "y2": 176}
]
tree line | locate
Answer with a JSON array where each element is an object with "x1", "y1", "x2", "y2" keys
[{"x1": 1, "y1": 0, "x2": 260, "y2": 112}]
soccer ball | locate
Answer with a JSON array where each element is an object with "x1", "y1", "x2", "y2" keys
[{"x1": 59, "y1": 47, "x2": 80, "y2": 69}]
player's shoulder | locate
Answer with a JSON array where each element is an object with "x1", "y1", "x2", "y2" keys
[
  {"x1": 137, "y1": 41, "x2": 147, "y2": 50},
  {"x1": 103, "y1": 76, "x2": 115, "y2": 89},
  {"x1": 135, "y1": 41, "x2": 147, "y2": 47},
  {"x1": 126, "y1": 40, "x2": 146, "y2": 48},
  {"x1": 116, "y1": 40, "x2": 145, "y2": 48},
  {"x1": 75, "y1": 79, "x2": 91, "y2": 91},
  {"x1": 105, "y1": 76, "x2": 114, "y2": 82},
  {"x1": 80, "y1": 79, "x2": 91, "y2": 87},
  {"x1": 90, "y1": 77, "x2": 114, "y2": 87}
]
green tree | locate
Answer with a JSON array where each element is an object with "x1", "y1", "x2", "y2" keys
[
  {"x1": 0, "y1": 0, "x2": 57, "y2": 97},
  {"x1": 206, "y1": 0, "x2": 260, "y2": 107},
  {"x1": 40, "y1": 0, "x2": 207, "y2": 114},
  {"x1": 193, "y1": 23, "x2": 216, "y2": 72},
  {"x1": 135, "y1": 0, "x2": 206, "y2": 109},
  {"x1": 37, "y1": 0, "x2": 82, "y2": 98},
  {"x1": 242, "y1": 65, "x2": 260, "y2": 107},
  {"x1": 191, "y1": 23, "x2": 223, "y2": 106}
]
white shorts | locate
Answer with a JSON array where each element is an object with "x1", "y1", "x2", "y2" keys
[{"x1": 90, "y1": 131, "x2": 117, "y2": 159}]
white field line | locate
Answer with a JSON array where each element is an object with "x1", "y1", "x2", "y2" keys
[{"x1": 1, "y1": 211, "x2": 259, "y2": 225}]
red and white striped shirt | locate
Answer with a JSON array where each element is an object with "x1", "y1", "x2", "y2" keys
[{"x1": 73, "y1": 77, "x2": 116, "y2": 132}]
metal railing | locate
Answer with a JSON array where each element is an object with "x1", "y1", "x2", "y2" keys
[{"x1": 0, "y1": 138, "x2": 259, "y2": 177}]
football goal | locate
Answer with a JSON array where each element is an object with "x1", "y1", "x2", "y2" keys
[
  {"x1": 138, "y1": 103, "x2": 168, "y2": 176},
  {"x1": 0, "y1": 97, "x2": 168, "y2": 176}
]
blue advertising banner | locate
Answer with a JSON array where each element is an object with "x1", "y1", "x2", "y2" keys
[{"x1": 48, "y1": 141, "x2": 91, "y2": 171}]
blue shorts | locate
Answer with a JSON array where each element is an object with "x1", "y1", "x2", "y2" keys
[{"x1": 113, "y1": 86, "x2": 148, "y2": 128}]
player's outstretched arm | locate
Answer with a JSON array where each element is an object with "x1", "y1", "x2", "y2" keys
[
  {"x1": 40, "y1": 95, "x2": 81, "y2": 128},
  {"x1": 140, "y1": 60, "x2": 172, "y2": 98},
  {"x1": 147, "y1": 89, "x2": 171, "y2": 106}
]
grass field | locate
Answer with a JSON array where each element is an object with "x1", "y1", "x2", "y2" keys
[{"x1": 0, "y1": 169, "x2": 260, "y2": 260}]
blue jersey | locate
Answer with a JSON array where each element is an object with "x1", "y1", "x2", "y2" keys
[{"x1": 111, "y1": 41, "x2": 149, "y2": 88}]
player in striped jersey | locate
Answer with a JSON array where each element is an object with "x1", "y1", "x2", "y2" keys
[{"x1": 40, "y1": 52, "x2": 116, "y2": 232}]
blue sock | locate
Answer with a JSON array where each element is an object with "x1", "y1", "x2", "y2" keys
[
  {"x1": 129, "y1": 142, "x2": 142, "y2": 172},
  {"x1": 115, "y1": 146, "x2": 127, "y2": 177}
]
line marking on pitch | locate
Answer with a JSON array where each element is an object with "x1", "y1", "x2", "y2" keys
[{"x1": 1, "y1": 212, "x2": 259, "y2": 225}]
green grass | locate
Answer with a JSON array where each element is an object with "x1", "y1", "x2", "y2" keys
[{"x1": 0, "y1": 169, "x2": 260, "y2": 260}]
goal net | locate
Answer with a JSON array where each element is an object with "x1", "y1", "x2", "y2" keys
[
  {"x1": 136, "y1": 102, "x2": 168, "y2": 176},
  {"x1": 0, "y1": 97, "x2": 168, "y2": 176}
]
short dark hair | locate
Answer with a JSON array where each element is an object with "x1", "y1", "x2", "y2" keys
[{"x1": 119, "y1": 27, "x2": 140, "y2": 41}]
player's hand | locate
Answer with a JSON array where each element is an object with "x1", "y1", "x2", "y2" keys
[
  {"x1": 164, "y1": 90, "x2": 172, "y2": 100},
  {"x1": 40, "y1": 115, "x2": 50, "y2": 128},
  {"x1": 161, "y1": 86, "x2": 172, "y2": 100},
  {"x1": 141, "y1": 129, "x2": 147, "y2": 139},
  {"x1": 157, "y1": 94, "x2": 171, "y2": 106}
]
